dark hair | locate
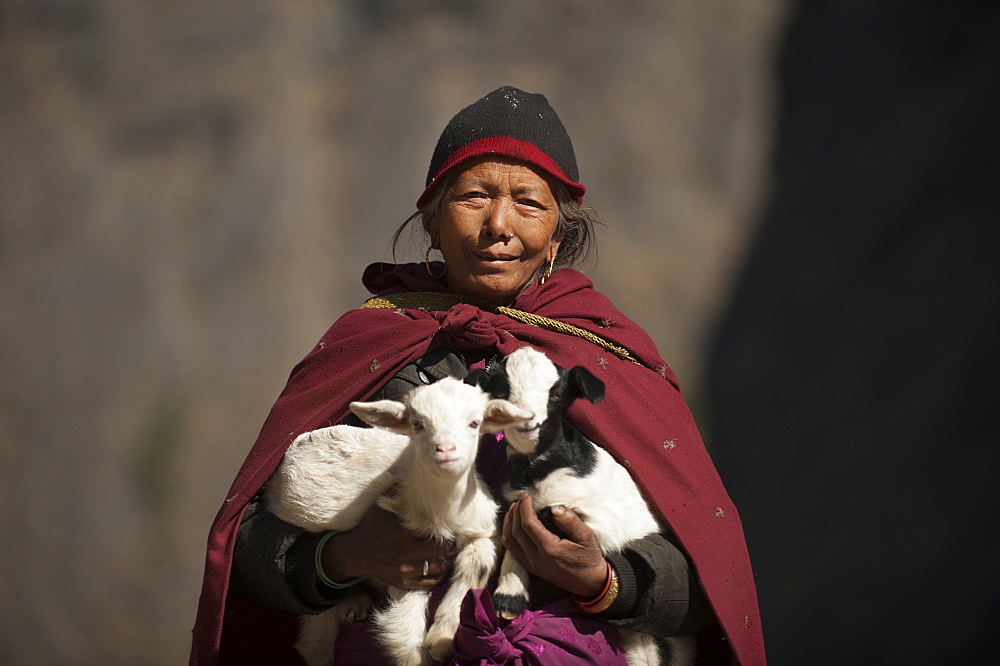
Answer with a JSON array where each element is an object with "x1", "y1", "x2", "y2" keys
[{"x1": 391, "y1": 171, "x2": 600, "y2": 280}]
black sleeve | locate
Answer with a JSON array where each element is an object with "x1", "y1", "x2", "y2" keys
[
  {"x1": 231, "y1": 491, "x2": 360, "y2": 614},
  {"x1": 598, "y1": 532, "x2": 716, "y2": 637}
]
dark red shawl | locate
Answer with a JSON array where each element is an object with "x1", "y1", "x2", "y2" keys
[{"x1": 190, "y1": 264, "x2": 766, "y2": 665}]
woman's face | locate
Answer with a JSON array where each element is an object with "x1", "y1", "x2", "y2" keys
[{"x1": 430, "y1": 157, "x2": 561, "y2": 305}]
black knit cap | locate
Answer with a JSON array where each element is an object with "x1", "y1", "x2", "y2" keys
[{"x1": 416, "y1": 86, "x2": 586, "y2": 208}]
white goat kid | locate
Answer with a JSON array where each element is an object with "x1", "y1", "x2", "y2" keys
[
  {"x1": 268, "y1": 424, "x2": 409, "y2": 665},
  {"x1": 267, "y1": 377, "x2": 531, "y2": 666},
  {"x1": 472, "y1": 346, "x2": 695, "y2": 666},
  {"x1": 268, "y1": 423, "x2": 410, "y2": 535}
]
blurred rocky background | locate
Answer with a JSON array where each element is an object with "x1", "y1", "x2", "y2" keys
[{"x1": 1, "y1": 0, "x2": 995, "y2": 664}]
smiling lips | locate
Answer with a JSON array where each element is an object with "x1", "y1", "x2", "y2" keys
[{"x1": 474, "y1": 249, "x2": 517, "y2": 263}]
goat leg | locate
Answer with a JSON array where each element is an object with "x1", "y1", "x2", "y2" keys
[
  {"x1": 374, "y1": 587, "x2": 434, "y2": 666},
  {"x1": 424, "y1": 535, "x2": 497, "y2": 662},
  {"x1": 295, "y1": 593, "x2": 370, "y2": 666},
  {"x1": 492, "y1": 550, "x2": 531, "y2": 620}
]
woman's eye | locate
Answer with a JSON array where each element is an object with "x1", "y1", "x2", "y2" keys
[
  {"x1": 518, "y1": 198, "x2": 543, "y2": 208},
  {"x1": 460, "y1": 190, "x2": 487, "y2": 199}
]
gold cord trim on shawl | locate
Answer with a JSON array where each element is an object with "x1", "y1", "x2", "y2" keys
[{"x1": 361, "y1": 292, "x2": 642, "y2": 365}]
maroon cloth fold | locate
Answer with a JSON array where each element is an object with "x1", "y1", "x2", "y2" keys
[{"x1": 190, "y1": 263, "x2": 766, "y2": 665}]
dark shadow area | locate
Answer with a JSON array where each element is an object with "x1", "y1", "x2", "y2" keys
[{"x1": 707, "y1": 1, "x2": 1000, "y2": 663}]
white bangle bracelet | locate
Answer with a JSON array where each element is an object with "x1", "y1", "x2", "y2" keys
[{"x1": 315, "y1": 531, "x2": 362, "y2": 589}]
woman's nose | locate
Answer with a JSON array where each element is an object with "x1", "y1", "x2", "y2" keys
[{"x1": 482, "y1": 200, "x2": 514, "y2": 239}]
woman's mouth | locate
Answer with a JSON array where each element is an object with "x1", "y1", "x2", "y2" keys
[{"x1": 474, "y1": 251, "x2": 517, "y2": 265}]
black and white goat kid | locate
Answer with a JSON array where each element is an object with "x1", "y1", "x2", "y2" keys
[{"x1": 468, "y1": 346, "x2": 695, "y2": 666}]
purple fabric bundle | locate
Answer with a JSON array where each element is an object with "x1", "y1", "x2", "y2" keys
[
  {"x1": 330, "y1": 589, "x2": 629, "y2": 666},
  {"x1": 449, "y1": 590, "x2": 628, "y2": 666}
]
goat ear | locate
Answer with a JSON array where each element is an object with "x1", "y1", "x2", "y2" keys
[
  {"x1": 567, "y1": 366, "x2": 606, "y2": 404},
  {"x1": 349, "y1": 400, "x2": 410, "y2": 432},
  {"x1": 464, "y1": 369, "x2": 490, "y2": 390},
  {"x1": 482, "y1": 399, "x2": 533, "y2": 431}
]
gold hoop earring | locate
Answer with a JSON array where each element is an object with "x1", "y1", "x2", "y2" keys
[
  {"x1": 540, "y1": 258, "x2": 555, "y2": 284},
  {"x1": 425, "y1": 247, "x2": 446, "y2": 278}
]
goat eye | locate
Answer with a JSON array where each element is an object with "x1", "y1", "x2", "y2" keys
[
  {"x1": 469, "y1": 420, "x2": 481, "y2": 429},
  {"x1": 412, "y1": 421, "x2": 425, "y2": 431}
]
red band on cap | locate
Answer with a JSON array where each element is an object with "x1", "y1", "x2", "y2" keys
[{"x1": 416, "y1": 136, "x2": 586, "y2": 208}]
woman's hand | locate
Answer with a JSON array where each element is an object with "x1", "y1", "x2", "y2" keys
[
  {"x1": 319, "y1": 503, "x2": 454, "y2": 590},
  {"x1": 502, "y1": 493, "x2": 608, "y2": 598}
]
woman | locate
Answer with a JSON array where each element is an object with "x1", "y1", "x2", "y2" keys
[{"x1": 190, "y1": 87, "x2": 765, "y2": 665}]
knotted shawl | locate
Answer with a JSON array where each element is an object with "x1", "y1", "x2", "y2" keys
[{"x1": 189, "y1": 263, "x2": 765, "y2": 665}]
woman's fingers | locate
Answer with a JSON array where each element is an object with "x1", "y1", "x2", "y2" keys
[
  {"x1": 327, "y1": 504, "x2": 454, "y2": 589},
  {"x1": 375, "y1": 549, "x2": 453, "y2": 590},
  {"x1": 517, "y1": 493, "x2": 559, "y2": 546},
  {"x1": 501, "y1": 495, "x2": 608, "y2": 598},
  {"x1": 388, "y1": 538, "x2": 453, "y2": 589},
  {"x1": 421, "y1": 555, "x2": 451, "y2": 579},
  {"x1": 503, "y1": 494, "x2": 542, "y2": 560},
  {"x1": 398, "y1": 555, "x2": 451, "y2": 589}
]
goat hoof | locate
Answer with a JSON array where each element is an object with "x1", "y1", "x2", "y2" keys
[
  {"x1": 341, "y1": 593, "x2": 372, "y2": 622},
  {"x1": 344, "y1": 608, "x2": 366, "y2": 622},
  {"x1": 424, "y1": 635, "x2": 454, "y2": 662},
  {"x1": 493, "y1": 593, "x2": 527, "y2": 620}
]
